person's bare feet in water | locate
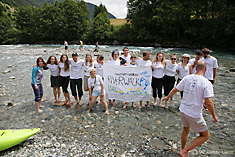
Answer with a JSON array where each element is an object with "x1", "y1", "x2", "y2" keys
[{"x1": 37, "y1": 109, "x2": 44, "y2": 113}]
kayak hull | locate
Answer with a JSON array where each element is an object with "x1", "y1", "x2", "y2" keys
[{"x1": 0, "y1": 128, "x2": 40, "y2": 151}]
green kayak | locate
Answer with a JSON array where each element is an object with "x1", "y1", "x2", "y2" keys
[{"x1": 0, "y1": 128, "x2": 40, "y2": 151}]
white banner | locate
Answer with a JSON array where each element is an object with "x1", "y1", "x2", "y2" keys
[{"x1": 103, "y1": 64, "x2": 152, "y2": 102}]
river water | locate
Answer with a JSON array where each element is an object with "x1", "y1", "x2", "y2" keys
[{"x1": 0, "y1": 45, "x2": 234, "y2": 156}]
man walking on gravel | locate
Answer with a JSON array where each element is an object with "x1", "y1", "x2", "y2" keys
[{"x1": 163, "y1": 60, "x2": 218, "y2": 157}]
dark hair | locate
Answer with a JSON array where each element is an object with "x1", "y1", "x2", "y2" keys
[
  {"x1": 130, "y1": 55, "x2": 136, "y2": 59},
  {"x1": 195, "y1": 49, "x2": 202, "y2": 56},
  {"x1": 202, "y1": 48, "x2": 210, "y2": 54},
  {"x1": 143, "y1": 51, "x2": 150, "y2": 57},
  {"x1": 47, "y1": 56, "x2": 58, "y2": 65},
  {"x1": 97, "y1": 54, "x2": 104, "y2": 60},
  {"x1": 37, "y1": 57, "x2": 46, "y2": 66},
  {"x1": 60, "y1": 54, "x2": 70, "y2": 72},
  {"x1": 122, "y1": 47, "x2": 129, "y2": 51},
  {"x1": 112, "y1": 49, "x2": 119, "y2": 57}
]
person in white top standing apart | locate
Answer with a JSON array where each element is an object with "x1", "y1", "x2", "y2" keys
[
  {"x1": 136, "y1": 51, "x2": 152, "y2": 109},
  {"x1": 163, "y1": 60, "x2": 218, "y2": 157},
  {"x1": 106, "y1": 50, "x2": 120, "y2": 107},
  {"x1": 69, "y1": 53, "x2": 84, "y2": 106},
  {"x1": 64, "y1": 40, "x2": 68, "y2": 51},
  {"x1": 87, "y1": 68, "x2": 109, "y2": 114},
  {"x1": 201, "y1": 48, "x2": 218, "y2": 84},
  {"x1": 120, "y1": 47, "x2": 131, "y2": 64},
  {"x1": 163, "y1": 53, "x2": 178, "y2": 107},
  {"x1": 152, "y1": 52, "x2": 165, "y2": 107},
  {"x1": 176, "y1": 54, "x2": 192, "y2": 99},
  {"x1": 189, "y1": 49, "x2": 202, "y2": 74}
]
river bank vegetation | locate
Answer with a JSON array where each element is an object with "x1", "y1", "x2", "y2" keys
[{"x1": 0, "y1": 0, "x2": 234, "y2": 50}]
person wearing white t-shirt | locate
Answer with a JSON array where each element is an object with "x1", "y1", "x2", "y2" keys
[
  {"x1": 46, "y1": 56, "x2": 61, "y2": 103},
  {"x1": 123, "y1": 55, "x2": 137, "y2": 109},
  {"x1": 152, "y1": 52, "x2": 165, "y2": 107},
  {"x1": 163, "y1": 53, "x2": 178, "y2": 107},
  {"x1": 64, "y1": 40, "x2": 68, "y2": 50},
  {"x1": 83, "y1": 53, "x2": 95, "y2": 92},
  {"x1": 136, "y1": 51, "x2": 152, "y2": 109},
  {"x1": 106, "y1": 50, "x2": 120, "y2": 106},
  {"x1": 163, "y1": 60, "x2": 218, "y2": 157},
  {"x1": 58, "y1": 54, "x2": 71, "y2": 107},
  {"x1": 94, "y1": 54, "x2": 105, "y2": 79},
  {"x1": 201, "y1": 48, "x2": 218, "y2": 84},
  {"x1": 120, "y1": 47, "x2": 131, "y2": 64},
  {"x1": 69, "y1": 53, "x2": 84, "y2": 106},
  {"x1": 87, "y1": 68, "x2": 109, "y2": 115},
  {"x1": 189, "y1": 49, "x2": 202, "y2": 74},
  {"x1": 176, "y1": 54, "x2": 192, "y2": 99}
]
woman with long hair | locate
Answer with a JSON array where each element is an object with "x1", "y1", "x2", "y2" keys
[
  {"x1": 83, "y1": 53, "x2": 94, "y2": 92},
  {"x1": 46, "y1": 56, "x2": 61, "y2": 103},
  {"x1": 176, "y1": 54, "x2": 192, "y2": 99},
  {"x1": 58, "y1": 54, "x2": 71, "y2": 107},
  {"x1": 31, "y1": 57, "x2": 47, "y2": 112},
  {"x1": 152, "y1": 52, "x2": 165, "y2": 106},
  {"x1": 163, "y1": 53, "x2": 178, "y2": 108}
]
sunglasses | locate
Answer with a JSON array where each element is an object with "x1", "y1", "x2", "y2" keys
[{"x1": 171, "y1": 58, "x2": 176, "y2": 60}]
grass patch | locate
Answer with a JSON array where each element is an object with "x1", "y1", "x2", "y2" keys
[{"x1": 110, "y1": 18, "x2": 130, "y2": 26}]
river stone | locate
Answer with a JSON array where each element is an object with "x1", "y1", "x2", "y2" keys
[
  {"x1": 2, "y1": 70, "x2": 11, "y2": 74},
  {"x1": 221, "y1": 104, "x2": 228, "y2": 107}
]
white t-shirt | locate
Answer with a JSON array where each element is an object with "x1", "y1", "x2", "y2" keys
[
  {"x1": 152, "y1": 61, "x2": 164, "y2": 78},
  {"x1": 136, "y1": 59, "x2": 152, "y2": 67},
  {"x1": 120, "y1": 54, "x2": 131, "y2": 64},
  {"x1": 106, "y1": 59, "x2": 120, "y2": 65},
  {"x1": 189, "y1": 58, "x2": 202, "y2": 74},
  {"x1": 59, "y1": 62, "x2": 70, "y2": 77},
  {"x1": 69, "y1": 59, "x2": 84, "y2": 79},
  {"x1": 64, "y1": 41, "x2": 68, "y2": 46},
  {"x1": 202, "y1": 56, "x2": 218, "y2": 80},
  {"x1": 164, "y1": 60, "x2": 177, "y2": 77},
  {"x1": 88, "y1": 75, "x2": 103, "y2": 92},
  {"x1": 83, "y1": 61, "x2": 94, "y2": 77},
  {"x1": 176, "y1": 74, "x2": 214, "y2": 118},
  {"x1": 126, "y1": 63, "x2": 137, "y2": 67},
  {"x1": 176, "y1": 63, "x2": 191, "y2": 79},
  {"x1": 47, "y1": 64, "x2": 59, "y2": 77},
  {"x1": 94, "y1": 62, "x2": 104, "y2": 78}
]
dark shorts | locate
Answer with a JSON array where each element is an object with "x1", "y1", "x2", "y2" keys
[
  {"x1": 65, "y1": 46, "x2": 68, "y2": 50},
  {"x1": 50, "y1": 76, "x2": 60, "y2": 87},
  {"x1": 32, "y1": 83, "x2": 43, "y2": 102},
  {"x1": 209, "y1": 79, "x2": 214, "y2": 84}
]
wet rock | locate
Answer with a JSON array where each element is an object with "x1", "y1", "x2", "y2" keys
[
  {"x1": 2, "y1": 70, "x2": 11, "y2": 74},
  {"x1": 10, "y1": 76, "x2": 16, "y2": 79},
  {"x1": 221, "y1": 104, "x2": 228, "y2": 107},
  {"x1": 229, "y1": 68, "x2": 235, "y2": 72}
]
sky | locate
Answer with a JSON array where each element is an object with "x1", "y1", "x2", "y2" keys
[{"x1": 84, "y1": 0, "x2": 127, "y2": 19}]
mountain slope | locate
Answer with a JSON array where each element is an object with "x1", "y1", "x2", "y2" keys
[{"x1": 1, "y1": 0, "x2": 116, "y2": 19}]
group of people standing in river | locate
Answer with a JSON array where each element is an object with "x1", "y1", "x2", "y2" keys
[
  {"x1": 31, "y1": 47, "x2": 218, "y2": 113},
  {"x1": 32, "y1": 46, "x2": 219, "y2": 157}
]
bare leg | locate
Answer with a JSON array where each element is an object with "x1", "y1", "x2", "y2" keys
[
  {"x1": 165, "y1": 99, "x2": 168, "y2": 109},
  {"x1": 170, "y1": 97, "x2": 173, "y2": 104},
  {"x1": 35, "y1": 100, "x2": 43, "y2": 112},
  {"x1": 179, "y1": 130, "x2": 210, "y2": 157},
  {"x1": 146, "y1": 101, "x2": 150, "y2": 108},
  {"x1": 78, "y1": 96, "x2": 82, "y2": 105},
  {"x1": 108, "y1": 100, "x2": 112, "y2": 105},
  {"x1": 159, "y1": 98, "x2": 162, "y2": 106},
  {"x1": 74, "y1": 96, "x2": 78, "y2": 104},
  {"x1": 63, "y1": 92, "x2": 68, "y2": 104},
  {"x1": 100, "y1": 95, "x2": 109, "y2": 114},
  {"x1": 87, "y1": 96, "x2": 98, "y2": 112},
  {"x1": 139, "y1": 101, "x2": 142, "y2": 109},
  {"x1": 132, "y1": 102, "x2": 136, "y2": 108},
  {"x1": 57, "y1": 87, "x2": 61, "y2": 102},
  {"x1": 39, "y1": 99, "x2": 44, "y2": 108},
  {"x1": 181, "y1": 127, "x2": 190, "y2": 149},
  {"x1": 66, "y1": 93, "x2": 70, "y2": 105},
  {"x1": 113, "y1": 99, "x2": 116, "y2": 107},
  {"x1": 123, "y1": 102, "x2": 127, "y2": 109},
  {"x1": 53, "y1": 87, "x2": 57, "y2": 103},
  {"x1": 153, "y1": 97, "x2": 157, "y2": 106}
]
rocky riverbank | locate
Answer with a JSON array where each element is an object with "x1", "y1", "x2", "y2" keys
[{"x1": 0, "y1": 45, "x2": 234, "y2": 156}]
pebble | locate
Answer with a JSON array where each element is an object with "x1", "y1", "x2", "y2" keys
[
  {"x1": 10, "y1": 76, "x2": 16, "y2": 79},
  {"x1": 2, "y1": 70, "x2": 11, "y2": 74}
]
